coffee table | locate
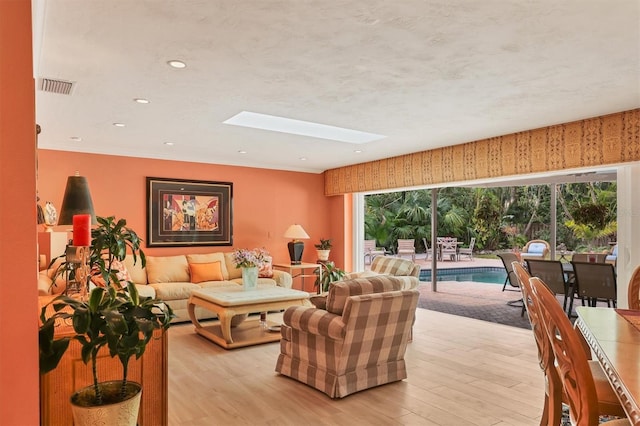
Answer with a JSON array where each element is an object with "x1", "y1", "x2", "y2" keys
[{"x1": 187, "y1": 286, "x2": 310, "y2": 349}]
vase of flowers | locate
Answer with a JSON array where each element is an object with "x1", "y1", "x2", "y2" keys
[{"x1": 232, "y1": 248, "x2": 269, "y2": 291}]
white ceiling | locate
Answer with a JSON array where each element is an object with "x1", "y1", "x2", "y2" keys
[{"x1": 33, "y1": 0, "x2": 640, "y2": 174}]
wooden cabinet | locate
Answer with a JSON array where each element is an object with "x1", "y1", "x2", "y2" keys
[{"x1": 39, "y1": 297, "x2": 168, "y2": 426}]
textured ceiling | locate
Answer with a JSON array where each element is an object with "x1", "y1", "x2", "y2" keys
[{"x1": 33, "y1": 0, "x2": 640, "y2": 174}]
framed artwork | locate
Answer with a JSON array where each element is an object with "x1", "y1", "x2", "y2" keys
[{"x1": 146, "y1": 177, "x2": 233, "y2": 247}]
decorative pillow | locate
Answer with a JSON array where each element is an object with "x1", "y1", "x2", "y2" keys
[
  {"x1": 189, "y1": 261, "x2": 224, "y2": 283},
  {"x1": 187, "y1": 253, "x2": 229, "y2": 280},
  {"x1": 90, "y1": 259, "x2": 132, "y2": 287},
  {"x1": 258, "y1": 256, "x2": 273, "y2": 278}
]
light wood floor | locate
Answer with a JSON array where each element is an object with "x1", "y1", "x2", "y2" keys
[{"x1": 168, "y1": 308, "x2": 544, "y2": 425}]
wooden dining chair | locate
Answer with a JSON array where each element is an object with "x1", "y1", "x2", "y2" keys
[
  {"x1": 628, "y1": 265, "x2": 640, "y2": 310},
  {"x1": 511, "y1": 262, "x2": 563, "y2": 425},
  {"x1": 530, "y1": 277, "x2": 629, "y2": 425}
]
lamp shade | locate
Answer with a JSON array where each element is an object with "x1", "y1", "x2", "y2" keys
[
  {"x1": 283, "y1": 224, "x2": 310, "y2": 240},
  {"x1": 57, "y1": 174, "x2": 97, "y2": 226}
]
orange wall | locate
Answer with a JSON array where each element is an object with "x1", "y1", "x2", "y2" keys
[
  {"x1": 37, "y1": 150, "x2": 342, "y2": 266},
  {"x1": 0, "y1": 0, "x2": 40, "y2": 423}
]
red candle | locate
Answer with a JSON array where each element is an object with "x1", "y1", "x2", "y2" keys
[{"x1": 73, "y1": 214, "x2": 92, "y2": 246}]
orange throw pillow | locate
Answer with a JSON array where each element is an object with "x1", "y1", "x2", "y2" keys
[{"x1": 189, "y1": 261, "x2": 224, "y2": 283}]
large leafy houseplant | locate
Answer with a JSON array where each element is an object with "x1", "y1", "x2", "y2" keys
[
  {"x1": 39, "y1": 216, "x2": 174, "y2": 410},
  {"x1": 315, "y1": 261, "x2": 346, "y2": 292}
]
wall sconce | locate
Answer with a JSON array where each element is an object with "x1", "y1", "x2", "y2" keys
[{"x1": 283, "y1": 224, "x2": 310, "y2": 265}]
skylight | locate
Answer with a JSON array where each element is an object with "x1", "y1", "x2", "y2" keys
[{"x1": 223, "y1": 111, "x2": 385, "y2": 144}]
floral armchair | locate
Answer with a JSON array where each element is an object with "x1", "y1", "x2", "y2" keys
[{"x1": 275, "y1": 276, "x2": 419, "y2": 398}]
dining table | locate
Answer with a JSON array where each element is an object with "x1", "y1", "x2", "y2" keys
[{"x1": 575, "y1": 306, "x2": 640, "y2": 425}]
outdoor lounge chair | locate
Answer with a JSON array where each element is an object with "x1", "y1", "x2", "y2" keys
[{"x1": 572, "y1": 253, "x2": 607, "y2": 263}]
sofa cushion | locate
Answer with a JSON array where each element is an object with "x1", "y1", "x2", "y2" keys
[
  {"x1": 527, "y1": 243, "x2": 546, "y2": 254},
  {"x1": 186, "y1": 253, "x2": 230, "y2": 280},
  {"x1": 146, "y1": 255, "x2": 190, "y2": 284},
  {"x1": 149, "y1": 282, "x2": 200, "y2": 301},
  {"x1": 224, "y1": 252, "x2": 242, "y2": 280},
  {"x1": 188, "y1": 261, "x2": 224, "y2": 283},
  {"x1": 124, "y1": 254, "x2": 147, "y2": 285}
]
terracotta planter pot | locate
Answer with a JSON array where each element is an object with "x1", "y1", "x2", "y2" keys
[{"x1": 71, "y1": 381, "x2": 142, "y2": 426}]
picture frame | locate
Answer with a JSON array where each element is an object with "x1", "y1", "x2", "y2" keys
[{"x1": 146, "y1": 177, "x2": 233, "y2": 247}]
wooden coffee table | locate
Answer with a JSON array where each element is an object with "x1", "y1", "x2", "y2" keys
[{"x1": 187, "y1": 286, "x2": 310, "y2": 349}]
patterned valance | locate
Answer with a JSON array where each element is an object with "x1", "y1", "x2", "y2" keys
[{"x1": 324, "y1": 109, "x2": 640, "y2": 196}]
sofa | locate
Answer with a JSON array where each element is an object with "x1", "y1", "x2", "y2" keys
[
  {"x1": 275, "y1": 276, "x2": 419, "y2": 398},
  {"x1": 38, "y1": 251, "x2": 293, "y2": 322},
  {"x1": 344, "y1": 256, "x2": 420, "y2": 290}
]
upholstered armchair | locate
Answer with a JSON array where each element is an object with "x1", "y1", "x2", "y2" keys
[
  {"x1": 520, "y1": 239, "x2": 551, "y2": 260},
  {"x1": 275, "y1": 276, "x2": 419, "y2": 398},
  {"x1": 345, "y1": 256, "x2": 420, "y2": 290}
]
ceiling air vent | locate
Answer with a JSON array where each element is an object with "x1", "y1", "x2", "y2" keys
[{"x1": 38, "y1": 78, "x2": 75, "y2": 95}]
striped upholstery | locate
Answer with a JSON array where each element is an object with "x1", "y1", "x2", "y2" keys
[
  {"x1": 345, "y1": 256, "x2": 420, "y2": 290},
  {"x1": 275, "y1": 276, "x2": 419, "y2": 398}
]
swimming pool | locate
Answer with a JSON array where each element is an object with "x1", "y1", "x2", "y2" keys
[{"x1": 419, "y1": 267, "x2": 507, "y2": 285}]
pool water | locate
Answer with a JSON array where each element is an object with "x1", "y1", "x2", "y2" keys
[{"x1": 419, "y1": 267, "x2": 507, "y2": 285}]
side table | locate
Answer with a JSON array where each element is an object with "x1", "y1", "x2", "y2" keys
[{"x1": 273, "y1": 262, "x2": 322, "y2": 294}]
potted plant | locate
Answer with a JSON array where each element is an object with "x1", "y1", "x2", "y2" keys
[
  {"x1": 314, "y1": 238, "x2": 333, "y2": 261},
  {"x1": 39, "y1": 216, "x2": 174, "y2": 426},
  {"x1": 314, "y1": 261, "x2": 346, "y2": 293}
]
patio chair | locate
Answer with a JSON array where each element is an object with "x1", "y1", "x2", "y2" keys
[
  {"x1": 497, "y1": 252, "x2": 524, "y2": 314},
  {"x1": 572, "y1": 253, "x2": 607, "y2": 263},
  {"x1": 520, "y1": 239, "x2": 550, "y2": 260},
  {"x1": 529, "y1": 277, "x2": 628, "y2": 424},
  {"x1": 525, "y1": 259, "x2": 571, "y2": 315},
  {"x1": 421, "y1": 238, "x2": 431, "y2": 260},
  {"x1": 497, "y1": 252, "x2": 520, "y2": 291},
  {"x1": 457, "y1": 237, "x2": 475, "y2": 261},
  {"x1": 439, "y1": 238, "x2": 458, "y2": 261},
  {"x1": 571, "y1": 261, "x2": 618, "y2": 308},
  {"x1": 627, "y1": 265, "x2": 640, "y2": 310},
  {"x1": 396, "y1": 239, "x2": 416, "y2": 262},
  {"x1": 606, "y1": 244, "x2": 618, "y2": 265},
  {"x1": 364, "y1": 240, "x2": 385, "y2": 265}
]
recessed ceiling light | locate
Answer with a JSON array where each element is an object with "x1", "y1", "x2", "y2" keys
[
  {"x1": 167, "y1": 60, "x2": 186, "y2": 69},
  {"x1": 238, "y1": 150, "x2": 247, "y2": 154},
  {"x1": 134, "y1": 98, "x2": 150, "y2": 104},
  {"x1": 223, "y1": 111, "x2": 386, "y2": 144},
  {"x1": 69, "y1": 136, "x2": 82, "y2": 142},
  {"x1": 164, "y1": 142, "x2": 174, "y2": 146},
  {"x1": 299, "y1": 157, "x2": 307, "y2": 161},
  {"x1": 113, "y1": 123, "x2": 125, "y2": 127},
  {"x1": 354, "y1": 149, "x2": 362, "y2": 153}
]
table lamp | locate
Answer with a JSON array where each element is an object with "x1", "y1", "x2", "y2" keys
[
  {"x1": 58, "y1": 172, "x2": 97, "y2": 226},
  {"x1": 284, "y1": 224, "x2": 310, "y2": 265}
]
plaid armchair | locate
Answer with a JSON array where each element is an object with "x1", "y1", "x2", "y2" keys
[
  {"x1": 345, "y1": 256, "x2": 421, "y2": 290},
  {"x1": 275, "y1": 276, "x2": 419, "y2": 398}
]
